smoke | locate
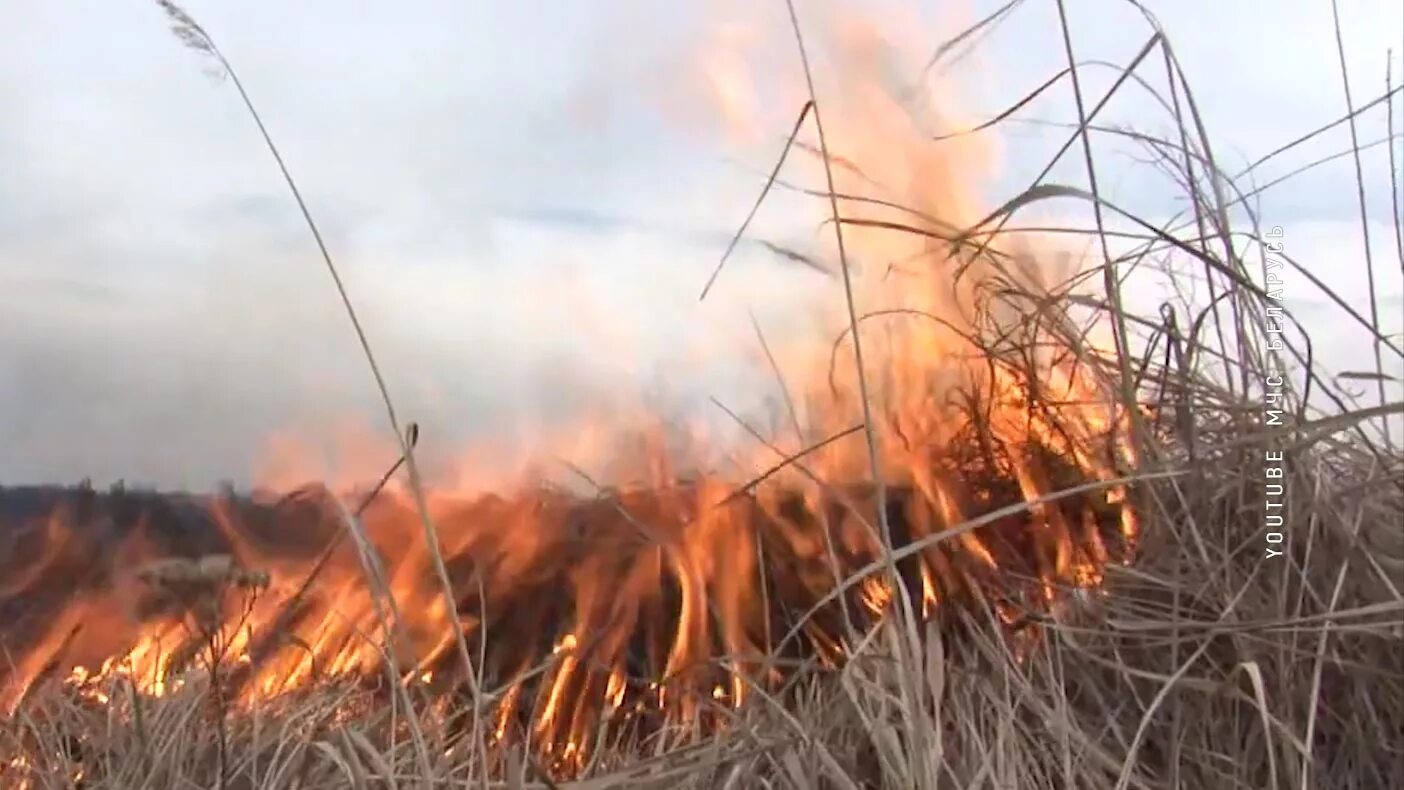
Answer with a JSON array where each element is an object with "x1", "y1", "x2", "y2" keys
[{"x1": 4, "y1": 0, "x2": 1399, "y2": 488}]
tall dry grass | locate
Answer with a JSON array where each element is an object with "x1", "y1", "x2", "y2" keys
[{"x1": 2, "y1": 1, "x2": 1402, "y2": 788}]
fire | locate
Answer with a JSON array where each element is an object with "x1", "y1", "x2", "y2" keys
[{"x1": 0, "y1": 1, "x2": 1142, "y2": 777}]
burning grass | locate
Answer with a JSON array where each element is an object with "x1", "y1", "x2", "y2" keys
[
  {"x1": 3, "y1": 0, "x2": 1404, "y2": 788},
  {"x1": 3, "y1": 447, "x2": 1400, "y2": 789},
  {"x1": 0, "y1": 421, "x2": 1140, "y2": 780}
]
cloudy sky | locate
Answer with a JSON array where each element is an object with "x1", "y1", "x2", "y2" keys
[{"x1": 1, "y1": 0, "x2": 1401, "y2": 489}]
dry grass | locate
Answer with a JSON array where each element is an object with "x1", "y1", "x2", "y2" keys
[{"x1": 3, "y1": 1, "x2": 1403, "y2": 788}]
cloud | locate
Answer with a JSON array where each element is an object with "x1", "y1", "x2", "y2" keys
[{"x1": 2, "y1": 0, "x2": 1401, "y2": 487}]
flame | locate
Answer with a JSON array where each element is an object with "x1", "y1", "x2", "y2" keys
[{"x1": 0, "y1": 2, "x2": 1142, "y2": 777}]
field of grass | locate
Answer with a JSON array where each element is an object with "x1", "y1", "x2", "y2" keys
[{"x1": 2, "y1": 1, "x2": 1402, "y2": 788}]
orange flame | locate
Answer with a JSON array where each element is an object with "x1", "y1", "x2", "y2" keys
[{"x1": 0, "y1": 4, "x2": 1140, "y2": 774}]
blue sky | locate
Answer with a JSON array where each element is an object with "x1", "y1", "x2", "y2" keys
[{"x1": 1, "y1": 0, "x2": 1400, "y2": 487}]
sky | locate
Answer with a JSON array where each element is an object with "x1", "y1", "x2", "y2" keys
[{"x1": 1, "y1": 0, "x2": 1401, "y2": 489}]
